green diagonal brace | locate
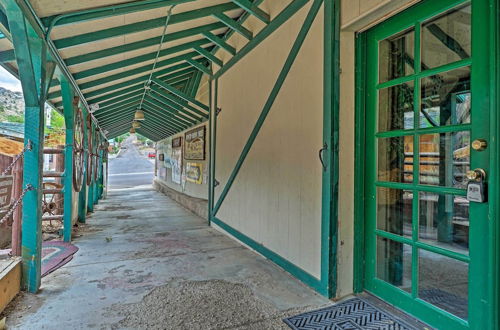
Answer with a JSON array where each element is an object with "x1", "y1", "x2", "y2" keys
[{"x1": 213, "y1": 0, "x2": 323, "y2": 216}]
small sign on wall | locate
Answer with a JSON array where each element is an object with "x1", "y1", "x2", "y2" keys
[
  {"x1": 184, "y1": 126, "x2": 205, "y2": 160},
  {"x1": 0, "y1": 175, "x2": 14, "y2": 209},
  {"x1": 172, "y1": 137, "x2": 182, "y2": 148},
  {"x1": 186, "y1": 162, "x2": 203, "y2": 184}
]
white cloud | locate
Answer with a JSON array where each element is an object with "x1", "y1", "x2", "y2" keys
[{"x1": 0, "y1": 65, "x2": 22, "y2": 92}]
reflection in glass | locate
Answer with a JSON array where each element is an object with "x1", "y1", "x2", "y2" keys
[
  {"x1": 419, "y1": 192, "x2": 469, "y2": 254},
  {"x1": 379, "y1": 82, "x2": 414, "y2": 132},
  {"x1": 377, "y1": 188, "x2": 412, "y2": 237},
  {"x1": 378, "y1": 136, "x2": 414, "y2": 183},
  {"x1": 421, "y1": 4, "x2": 471, "y2": 69},
  {"x1": 420, "y1": 67, "x2": 471, "y2": 128},
  {"x1": 419, "y1": 250, "x2": 468, "y2": 320},
  {"x1": 377, "y1": 237, "x2": 411, "y2": 292},
  {"x1": 419, "y1": 132, "x2": 470, "y2": 188},
  {"x1": 379, "y1": 29, "x2": 415, "y2": 83}
]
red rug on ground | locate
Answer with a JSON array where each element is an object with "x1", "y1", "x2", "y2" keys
[{"x1": 41, "y1": 241, "x2": 78, "y2": 277}]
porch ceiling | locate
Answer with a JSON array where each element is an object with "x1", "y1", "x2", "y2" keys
[{"x1": 0, "y1": 0, "x2": 307, "y2": 141}]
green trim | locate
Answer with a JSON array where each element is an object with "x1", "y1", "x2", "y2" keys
[
  {"x1": 187, "y1": 58, "x2": 212, "y2": 76},
  {"x1": 321, "y1": 0, "x2": 340, "y2": 298},
  {"x1": 152, "y1": 78, "x2": 209, "y2": 111},
  {"x1": 353, "y1": 32, "x2": 367, "y2": 293},
  {"x1": 60, "y1": 78, "x2": 75, "y2": 242},
  {"x1": 78, "y1": 103, "x2": 88, "y2": 223},
  {"x1": 212, "y1": 216, "x2": 324, "y2": 294},
  {"x1": 212, "y1": 0, "x2": 322, "y2": 217},
  {"x1": 213, "y1": 12, "x2": 253, "y2": 40},
  {"x1": 53, "y1": 3, "x2": 240, "y2": 49},
  {"x1": 213, "y1": 0, "x2": 308, "y2": 79},
  {"x1": 194, "y1": 46, "x2": 223, "y2": 67},
  {"x1": 202, "y1": 32, "x2": 236, "y2": 56},
  {"x1": 231, "y1": 0, "x2": 270, "y2": 24}
]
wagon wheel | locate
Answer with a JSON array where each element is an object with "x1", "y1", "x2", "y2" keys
[
  {"x1": 73, "y1": 107, "x2": 85, "y2": 192},
  {"x1": 86, "y1": 115, "x2": 93, "y2": 185},
  {"x1": 42, "y1": 182, "x2": 63, "y2": 226}
]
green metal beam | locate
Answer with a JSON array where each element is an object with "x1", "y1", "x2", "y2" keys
[
  {"x1": 54, "y1": 3, "x2": 239, "y2": 49},
  {"x1": 77, "y1": 53, "x2": 202, "y2": 91},
  {"x1": 72, "y1": 39, "x2": 212, "y2": 81},
  {"x1": 152, "y1": 78, "x2": 209, "y2": 111},
  {"x1": 0, "y1": 49, "x2": 14, "y2": 62},
  {"x1": 194, "y1": 46, "x2": 223, "y2": 67},
  {"x1": 202, "y1": 31, "x2": 237, "y2": 56},
  {"x1": 213, "y1": 12, "x2": 253, "y2": 40},
  {"x1": 231, "y1": 0, "x2": 270, "y2": 24},
  {"x1": 149, "y1": 85, "x2": 206, "y2": 118},
  {"x1": 96, "y1": 90, "x2": 144, "y2": 109},
  {"x1": 103, "y1": 116, "x2": 174, "y2": 136},
  {"x1": 60, "y1": 77, "x2": 75, "y2": 242},
  {"x1": 4, "y1": 0, "x2": 48, "y2": 293},
  {"x1": 214, "y1": 0, "x2": 308, "y2": 79},
  {"x1": 143, "y1": 95, "x2": 197, "y2": 125},
  {"x1": 43, "y1": 0, "x2": 195, "y2": 28},
  {"x1": 187, "y1": 58, "x2": 212, "y2": 76},
  {"x1": 212, "y1": 0, "x2": 322, "y2": 216},
  {"x1": 64, "y1": 22, "x2": 226, "y2": 67}
]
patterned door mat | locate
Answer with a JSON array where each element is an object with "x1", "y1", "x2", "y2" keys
[
  {"x1": 42, "y1": 241, "x2": 79, "y2": 277},
  {"x1": 283, "y1": 298, "x2": 419, "y2": 330}
]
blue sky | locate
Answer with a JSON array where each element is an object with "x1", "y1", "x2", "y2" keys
[{"x1": 0, "y1": 65, "x2": 22, "y2": 92}]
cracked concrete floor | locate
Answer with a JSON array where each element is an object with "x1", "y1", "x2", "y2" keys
[{"x1": 3, "y1": 187, "x2": 330, "y2": 329}]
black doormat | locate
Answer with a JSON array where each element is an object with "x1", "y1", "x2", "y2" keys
[{"x1": 283, "y1": 298, "x2": 419, "y2": 330}]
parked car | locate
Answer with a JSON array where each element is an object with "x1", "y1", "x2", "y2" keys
[{"x1": 148, "y1": 152, "x2": 156, "y2": 159}]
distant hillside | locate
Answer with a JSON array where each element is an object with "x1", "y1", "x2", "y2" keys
[{"x1": 0, "y1": 87, "x2": 24, "y2": 122}]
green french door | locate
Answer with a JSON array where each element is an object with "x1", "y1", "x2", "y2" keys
[{"x1": 363, "y1": 0, "x2": 496, "y2": 329}]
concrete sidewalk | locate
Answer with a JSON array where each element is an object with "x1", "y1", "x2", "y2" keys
[{"x1": 4, "y1": 187, "x2": 330, "y2": 329}]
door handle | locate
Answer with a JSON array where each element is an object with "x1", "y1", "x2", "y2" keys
[{"x1": 319, "y1": 143, "x2": 328, "y2": 171}]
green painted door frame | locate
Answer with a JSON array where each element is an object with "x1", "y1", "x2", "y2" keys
[
  {"x1": 60, "y1": 77, "x2": 75, "y2": 242},
  {"x1": 87, "y1": 124, "x2": 95, "y2": 213},
  {"x1": 3, "y1": 0, "x2": 56, "y2": 292},
  {"x1": 354, "y1": 0, "x2": 499, "y2": 328},
  {"x1": 78, "y1": 103, "x2": 88, "y2": 223},
  {"x1": 208, "y1": 0, "x2": 341, "y2": 298}
]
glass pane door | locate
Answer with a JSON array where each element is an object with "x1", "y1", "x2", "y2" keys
[{"x1": 363, "y1": 1, "x2": 493, "y2": 329}]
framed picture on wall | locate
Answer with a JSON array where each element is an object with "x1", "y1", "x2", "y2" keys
[{"x1": 184, "y1": 126, "x2": 205, "y2": 160}]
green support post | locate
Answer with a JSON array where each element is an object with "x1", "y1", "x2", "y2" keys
[
  {"x1": 87, "y1": 125, "x2": 94, "y2": 213},
  {"x1": 60, "y1": 78, "x2": 75, "y2": 242},
  {"x1": 78, "y1": 103, "x2": 88, "y2": 223},
  {"x1": 3, "y1": 0, "x2": 54, "y2": 292}
]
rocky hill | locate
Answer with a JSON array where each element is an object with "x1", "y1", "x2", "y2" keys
[{"x1": 0, "y1": 87, "x2": 24, "y2": 122}]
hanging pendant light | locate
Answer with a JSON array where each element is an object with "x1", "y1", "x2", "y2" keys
[
  {"x1": 134, "y1": 109, "x2": 145, "y2": 121},
  {"x1": 132, "y1": 121, "x2": 141, "y2": 129},
  {"x1": 129, "y1": 127, "x2": 136, "y2": 134}
]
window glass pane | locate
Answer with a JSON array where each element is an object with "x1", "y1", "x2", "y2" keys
[
  {"x1": 419, "y1": 250, "x2": 468, "y2": 320},
  {"x1": 379, "y1": 29, "x2": 415, "y2": 83},
  {"x1": 421, "y1": 4, "x2": 471, "y2": 69},
  {"x1": 419, "y1": 132, "x2": 470, "y2": 188},
  {"x1": 420, "y1": 67, "x2": 471, "y2": 128},
  {"x1": 377, "y1": 237, "x2": 412, "y2": 293},
  {"x1": 379, "y1": 81, "x2": 414, "y2": 132},
  {"x1": 378, "y1": 136, "x2": 414, "y2": 183},
  {"x1": 377, "y1": 188, "x2": 412, "y2": 238},
  {"x1": 419, "y1": 192, "x2": 469, "y2": 255}
]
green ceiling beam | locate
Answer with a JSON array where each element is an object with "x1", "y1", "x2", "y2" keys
[
  {"x1": 142, "y1": 97, "x2": 194, "y2": 127},
  {"x1": 107, "y1": 121, "x2": 169, "y2": 140},
  {"x1": 96, "y1": 90, "x2": 144, "y2": 109},
  {"x1": 187, "y1": 58, "x2": 212, "y2": 76},
  {"x1": 194, "y1": 46, "x2": 223, "y2": 67},
  {"x1": 152, "y1": 77, "x2": 209, "y2": 111},
  {"x1": 140, "y1": 103, "x2": 189, "y2": 130},
  {"x1": 54, "y1": 3, "x2": 239, "y2": 49},
  {"x1": 231, "y1": 0, "x2": 270, "y2": 24},
  {"x1": 85, "y1": 68, "x2": 195, "y2": 104},
  {"x1": 213, "y1": 12, "x2": 253, "y2": 40},
  {"x1": 97, "y1": 97, "x2": 143, "y2": 116},
  {"x1": 48, "y1": 62, "x2": 192, "y2": 100},
  {"x1": 135, "y1": 129, "x2": 165, "y2": 141},
  {"x1": 214, "y1": 0, "x2": 308, "y2": 79},
  {"x1": 202, "y1": 31, "x2": 236, "y2": 56},
  {"x1": 149, "y1": 84, "x2": 206, "y2": 118},
  {"x1": 65, "y1": 22, "x2": 226, "y2": 67},
  {"x1": 0, "y1": 49, "x2": 15, "y2": 62},
  {"x1": 77, "y1": 52, "x2": 202, "y2": 91},
  {"x1": 99, "y1": 106, "x2": 184, "y2": 133},
  {"x1": 42, "y1": 0, "x2": 195, "y2": 28},
  {"x1": 73, "y1": 39, "x2": 212, "y2": 80},
  {"x1": 100, "y1": 112, "x2": 174, "y2": 135},
  {"x1": 143, "y1": 94, "x2": 198, "y2": 124}
]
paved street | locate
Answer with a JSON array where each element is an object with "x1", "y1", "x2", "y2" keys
[{"x1": 108, "y1": 136, "x2": 154, "y2": 189}]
